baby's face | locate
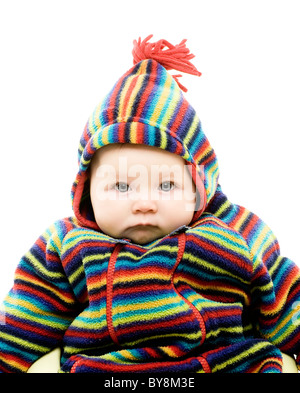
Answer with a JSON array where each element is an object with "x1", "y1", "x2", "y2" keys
[{"x1": 90, "y1": 144, "x2": 196, "y2": 244}]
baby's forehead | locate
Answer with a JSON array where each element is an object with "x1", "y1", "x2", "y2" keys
[
  {"x1": 90, "y1": 144, "x2": 191, "y2": 183},
  {"x1": 92, "y1": 143, "x2": 185, "y2": 166}
]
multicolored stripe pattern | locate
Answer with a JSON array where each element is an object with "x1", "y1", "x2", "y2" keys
[
  {"x1": 207, "y1": 186, "x2": 300, "y2": 357},
  {"x1": 0, "y1": 203, "x2": 299, "y2": 372},
  {"x1": 71, "y1": 59, "x2": 218, "y2": 229}
]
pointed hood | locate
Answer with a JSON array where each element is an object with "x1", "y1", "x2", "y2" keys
[{"x1": 71, "y1": 35, "x2": 219, "y2": 230}]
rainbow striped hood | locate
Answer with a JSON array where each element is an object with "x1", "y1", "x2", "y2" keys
[{"x1": 71, "y1": 37, "x2": 219, "y2": 230}]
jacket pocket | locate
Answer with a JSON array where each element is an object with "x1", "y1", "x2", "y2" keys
[{"x1": 175, "y1": 284, "x2": 245, "y2": 346}]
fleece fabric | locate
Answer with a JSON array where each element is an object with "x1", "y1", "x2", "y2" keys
[{"x1": 0, "y1": 36, "x2": 299, "y2": 373}]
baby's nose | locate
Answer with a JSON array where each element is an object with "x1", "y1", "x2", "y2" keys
[{"x1": 132, "y1": 195, "x2": 158, "y2": 214}]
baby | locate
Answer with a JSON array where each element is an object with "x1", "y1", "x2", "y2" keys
[{"x1": 0, "y1": 35, "x2": 299, "y2": 373}]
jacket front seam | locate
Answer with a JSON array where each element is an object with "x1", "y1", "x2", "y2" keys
[
  {"x1": 172, "y1": 233, "x2": 206, "y2": 346},
  {"x1": 106, "y1": 243, "x2": 123, "y2": 345}
]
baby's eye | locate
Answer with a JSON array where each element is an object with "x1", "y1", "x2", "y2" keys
[
  {"x1": 115, "y1": 182, "x2": 130, "y2": 192},
  {"x1": 159, "y1": 181, "x2": 175, "y2": 192}
]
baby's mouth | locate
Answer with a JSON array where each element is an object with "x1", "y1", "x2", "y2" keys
[
  {"x1": 130, "y1": 224, "x2": 157, "y2": 230},
  {"x1": 126, "y1": 223, "x2": 160, "y2": 235}
]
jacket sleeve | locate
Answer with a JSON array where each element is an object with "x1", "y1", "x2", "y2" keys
[
  {"x1": 207, "y1": 187, "x2": 300, "y2": 370},
  {"x1": 250, "y1": 245, "x2": 300, "y2": 370},
  {"x1": 0, "y1": 219, "x2": 80, "y2": 373}
]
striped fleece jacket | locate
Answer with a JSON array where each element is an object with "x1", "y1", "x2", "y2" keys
[{"x1": 1, "y1": 36, "x2": 299, "y2": 373}]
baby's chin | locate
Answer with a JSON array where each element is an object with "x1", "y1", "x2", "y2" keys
[{"x1": 122, "y1": 226, "x2": 165, "y2": 245}]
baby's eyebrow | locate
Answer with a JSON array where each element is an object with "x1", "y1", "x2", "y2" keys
[
  {"x1": 156, "y1": 166, "x2": 184, "y2": 178},
  {"x1": 95, "y1": 162, "x2": 185, "y2": 183}
]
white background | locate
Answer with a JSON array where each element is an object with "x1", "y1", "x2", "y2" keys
[{"x1": 0, "y1": 0, "x2": 299, "y2": 301}]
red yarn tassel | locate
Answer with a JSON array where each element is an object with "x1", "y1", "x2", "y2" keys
[{"x1": 132, "y1": 34, "x2": 201, "y2": 92}]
